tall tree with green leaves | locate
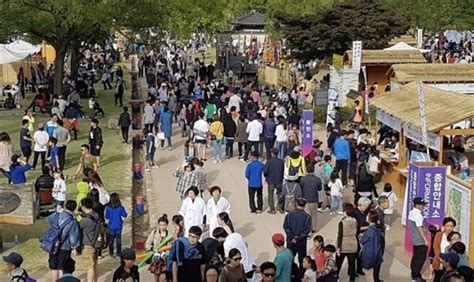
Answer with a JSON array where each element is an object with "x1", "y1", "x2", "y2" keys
[{"x1": 275, "y1": 0, "x2": 410, "y2": 60}]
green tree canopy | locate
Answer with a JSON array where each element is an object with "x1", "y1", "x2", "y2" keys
[{"x1": 275, "y1": 0, "x2": 410, "y2": 60}]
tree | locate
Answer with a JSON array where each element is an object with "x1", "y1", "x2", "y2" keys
[
  {"x1": 380, "y1": 0, "x2": 474, "y2": 38},
  {"x1": 275, "y1": 0, "x2": 410, "y2": 60}
]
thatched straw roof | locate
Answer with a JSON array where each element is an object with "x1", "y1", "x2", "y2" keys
[
  {"x1": 370, "y1": 82, "x2": 474, "y2": 132},
  {"x1": 388, "y1": 34, "x2": 417, "y2": 46},
  {"x1": 343, "y1": 50, "x2": 426, "y2": 65},
  {"x1": 387, "y1": 64, "x2": 474, "y2": 83}
]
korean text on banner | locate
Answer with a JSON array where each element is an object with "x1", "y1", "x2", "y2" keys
[
  {"x1": 352, "y1": 41, "x2": 362, "y2": 70},
  {"x1": 404, "y1": 163, "x2": 446, "y2": 251},
  {"x1": 302, "y1": 110, "x2": 314, "y2": 157}
]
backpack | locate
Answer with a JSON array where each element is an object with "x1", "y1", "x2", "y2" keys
[
  {"x1": 166, "y1": 237, "x2": 200, "y2": 271},
  {"x1": 287, "y1": 159, "x2": 301, "y2": 181},
  {"x1": 85, "y1": 214, "x2": 109, "y2": 250},
  {"x1": 12, "y1": 269, "x2": 36, "y2": 282},
  {"x1": 40, "y1": 213, "x2": 74, "y2": 255},
  {"x1": 284, "y1": 182, "x2": 297, "y2": 212}
]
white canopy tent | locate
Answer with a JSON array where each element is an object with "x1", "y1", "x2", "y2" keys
[
  {"x1": 384, "y1": 42, "x2": 418, "y2": 51},
  {"x1": 0, "y1": 40, "x2": 42, "y2": 64}
]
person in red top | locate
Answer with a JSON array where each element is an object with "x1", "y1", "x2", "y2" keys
[{"x1": 312, "y1": 235, "x2": 326, "y2": 271}]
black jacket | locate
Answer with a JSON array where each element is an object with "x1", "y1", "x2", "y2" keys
[
  {"x1": 283, "y1": 208, "x2": 311, "y2": 243},
  {"x1": 223, "y1": 118, "x2": 237, "y2": 138},
  {"x1": 264, "y1": 157, "x2": 284, "y2": 185},
  {"x1": 118, "y1": 112, "x2": 131, "y2": 128},
  {"x1": 300, "y1": 174, "x2": 322, "y2": 203},
  {"x1": 35, "y1": 173, "x2": 55, "y2": 193},
  {"x1": 88, "y1": 126, "x2": 103, "y2": 146}
]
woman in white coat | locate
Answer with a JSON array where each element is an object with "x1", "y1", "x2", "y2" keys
[
  {"x1": 179, "y1": 186, "x2": 206, "y2": 237},
  {"x1": 205, "y1": 186, "x2": 231, "y2": 236}
]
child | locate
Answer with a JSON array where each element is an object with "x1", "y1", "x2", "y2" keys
[
  {"x1": 318, "y1": 155, "x2": 333, "y2": 212},
  {"x1": 52, "y1": 171, "x2": 67, "y2": 210},
  {"x1": 171, "y1": 214, "x2": 184, "y2": 240},
  {"x1": 368, "y1": 150, "x2": 381, "y2": 177},
  {"x1": 328, "y1": 172, "x2": 344, "y2": 215},
  {"x1": 88, "y1": 97, "x2": 96, "y2": 118},
  {"x1": 379, "y1": 183, "x2": 398, "y2": 230},
  {"x1": 75, "y1": 177, "x2": 89, "y2": 220},
  {"x1": 312, "y1": 235, "x2": 326, "y2": 272},
  {"x1": 145, "y1": 129, "x2": 156, "y2": 172},
  {"x1": 316, "y1": 245, "x2": 338, "y2": 282},
  {"x1": 48, "y1": 137, "x2": 59, "y2": 172},
  {"x1": 302, "y1": 256, "x2": 317, "y2": 282},
  {"x1": 184, "y1": 138, "x2": 197, "y2": 162},
  {"x1": 105, "y1": 193, "x2": 128, "y2": 257}
]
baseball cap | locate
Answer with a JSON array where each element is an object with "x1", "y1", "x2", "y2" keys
[
  {"x1": 11, "y1": 154, "x2": 21, "y2": 163},
  {"x1": 271, "y1": 233, "x2": 285, "y2": 245},
  {"x1": 296, "y1": 198, "x2": 307, "y2": 206},
  {"x1": 440, "y1": 252, "x2": 460, "y2": 266},
  {"x1": 2, "y1": 252, "x2": 23, "y2": 267},
  {"x1": 413, "y1": 197, "x2": 427, "y2": 206},
  {"x1": 293, "y1": 146, "x2": 301, "y2": 152},
  {"x1": 121, "y1": 248, "x2": 136, "y2": 260}
]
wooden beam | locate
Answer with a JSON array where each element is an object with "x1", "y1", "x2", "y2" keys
[
  {"x1": 438, "y1": 135, "x2": 444, "y2": 164},
  {"x1": 439, "y1": 128, "x2": 474, "y2": 136}
]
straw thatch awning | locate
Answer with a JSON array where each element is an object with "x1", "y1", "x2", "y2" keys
[
  {"x1": 386, "y1": 64, "x2": 474, "y2": 83},
  {"x1": 388, "y1": 34, "x2": 417, "y2": 47},
  {"x1": 370, "y1": 82, "x2": 474, "y2": 132},
  {"x1": 343, "y1": 50, "x2": 426, "y2": 65}
]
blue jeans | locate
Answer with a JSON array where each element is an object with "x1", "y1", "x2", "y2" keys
[
  {"x1": 224, "y1": 137, "x2": 234, "y2": 158},
  {"x1": 109, "y1": 229, "x2": 122, "y2": 256},
  {"x1": 275, "y1": 141, "x2": 286, "y2": 160},
  {"x1": 330, "y1": 195, "x2": 343, "y2": 213},
  {"x1": 213, "y1": 139, "x2": 222, "y2": 161}
]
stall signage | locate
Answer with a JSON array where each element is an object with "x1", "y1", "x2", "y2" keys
[
  {"x1": 302, "y1": 110, "x2": 314, "y2": 157},
  {"x1": 446, "y1": 177, "x2": 471, "y2": 250},
  {"x1": 376, "y1": 109, "x2": 401, "y2": 131},
  {"x1": 352, "y1": 41, "x2": 362, "y2": 70},
  {"x1": 403, "y1": 123, "x2": 440, "y2": 152},
  {"x1": 405, "y1": 163, "x2": 446, "y2": 251}
]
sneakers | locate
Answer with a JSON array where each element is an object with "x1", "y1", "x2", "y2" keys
[
  {"x1": 168, "y1": 147, "x2": 173, "y2": 151},
  {"x1": 145, "y1": 167, "x2": 151, "y2": 172},
  {"x1": 385, "y1": 225, "x2": 391, "y2": 231},
  {"x1": 337, "y1": 211, "x2": 344, "y2": 215},
  {"x1": 267, "y1": 209, "x2": 276, "y2": 214},
  {"x1": 256, "y1": 210, "x2": 262, "y2": 214},
  {"x1": 240, "y1": 159, "x2": 247, "y2": 163},
  {"x1": 329, "y1": 212, "x2": 334, "y2": 215},
  {"x1": 278, "y1": 208, "x2": 285, "y2": 214},
  {"x1": 213, "y1": 160, "x2": 218, "y2": 164}
]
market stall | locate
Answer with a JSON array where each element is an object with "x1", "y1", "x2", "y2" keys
[
  {"x1": 370, "y1": 82, "x2": 474, "y2": 197},
  {"x1": 386, "y1": 63, "x2": 474, "y2": 94},
  {"x1": 372, "y1": 82, "x2": 474, "y2": 260},
  {"x1": 342, "y1": 49, "x2": 426, "y2": 94}
]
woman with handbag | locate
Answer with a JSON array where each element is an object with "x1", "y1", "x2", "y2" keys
[{"x1": 145, "y1": 214, "x2": 170, "y2": 281}]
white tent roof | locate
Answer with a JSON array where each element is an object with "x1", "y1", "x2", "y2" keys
[
  {"x1": 0, "y1": 40, "x2": 42, "y2": 64},
  {"x1": 384, "y1": 42, "x2": 418, "y2": 51}
]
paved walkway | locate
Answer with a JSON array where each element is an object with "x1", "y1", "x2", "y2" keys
[{"x1": 139, "y1": 125, "x2": 413, "y2": 281}]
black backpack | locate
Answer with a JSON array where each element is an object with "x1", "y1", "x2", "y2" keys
[{"x1": 84, "y1": 214, "x2": 108, "y2": 250}]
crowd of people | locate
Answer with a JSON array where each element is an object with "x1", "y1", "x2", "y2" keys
[{"x1": 1, "y1": 38, "x2": 473, "y2": 282}]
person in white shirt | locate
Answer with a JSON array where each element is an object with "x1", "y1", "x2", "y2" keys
[
  {"x1": 32, "y1": 123, "x2": 49, "y2": 170},
  {"x1": 143, "y1": 101, "x2": 155, "y2": 133},
  {"x1": 274, "y1": 116, "x2": 287, "y2": 160},
  {"x1": 52, "y1": 171, "x2": 67, "y2": 211},
  {"x1": 229, "y1": 93, "x2": 243, "y2": 113},
  {"x1": 379, "y1": 183, "x2": 398, "y2": 230},
  {"x1": 408, "y1": 197, "x2": 429, "y2": 281},
  {"x1": 179, "y1": 186, "x2": 206, "y2": 237},
  {"x1": 193, "y1": 113, "x2": 210, "y2": 161},
  {"x1": 242, "y1": 115, "x2": 263, "y2": 162},
  {"x1": 205, "y1": 186, "x2": 231, "y2": 236},
  {"x1": 213, "y1": 228, "x2": 256, "y2": 278}
]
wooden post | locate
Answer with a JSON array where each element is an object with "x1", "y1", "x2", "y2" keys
[
  {"x1": 438, "y1": 134, "x2": 444, "y2": 164},
  {"x1": 470, "y1": 180, "x2": 474, "y2": 266},
  {"x1": 375, "y1": 119, "x2": 379, "y2": 144},
  {"x1": 399, "y1": 129, "x2": 406, "y2": 168}
]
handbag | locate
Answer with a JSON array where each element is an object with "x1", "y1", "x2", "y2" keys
[{"x1": 157, "y1": 132, "x2": 165, "y2": 140}]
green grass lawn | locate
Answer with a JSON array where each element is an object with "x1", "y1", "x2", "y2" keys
[{"x1": 0, "y1": 64, "x2": 133, "y2": 274}]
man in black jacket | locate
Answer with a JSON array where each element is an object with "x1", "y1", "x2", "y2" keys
[
  {"x1": 88, "y1": 118, "x2": 103, "y2": 167},
  {"x1": 300, "y1": 165, "x2": 322, "y2": 233},
  {"x1": 264, "y1": 148, "x2": 284, "y2": 214},
  {"x1": 283, "y1": 198, "x2": 311, "y2": 271},
  {"x1": 372, "y1": 196, "x2": 388, "y2": 282},
  {"x1": 117, "y1": 107, "x2": 131, "y2": 143},
  {"x1": 34, "y1": 165, "x2": 54, "y2": 193}
]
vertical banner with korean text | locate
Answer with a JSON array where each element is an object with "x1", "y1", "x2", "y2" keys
[
  {"x1": 404, "y1": 163, "x2": 446, "y2": 251},
  {"x1": 302, "y1": 110, "x2": 314, "y2": 157},
  {"x1": 352, "y1": 41, "x2": 362, "y2": 70}
]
